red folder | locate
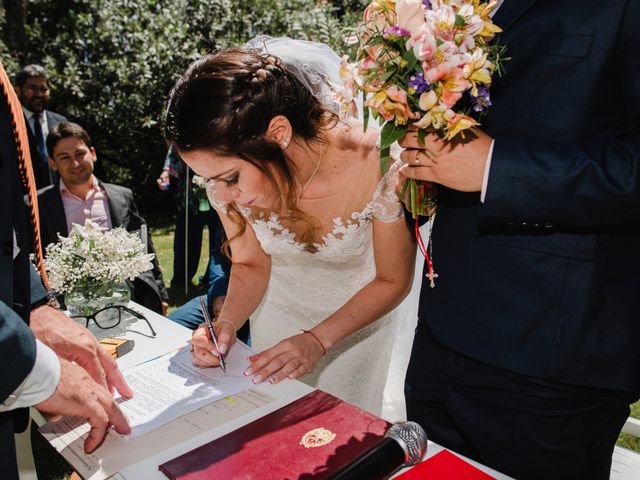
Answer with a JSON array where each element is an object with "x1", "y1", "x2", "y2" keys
[
  {"x1": 159, "y1": 389, "x2": 390, "y2": 480},
  {"x1": 395, "y1": 450, "x2": 496, "y2": 479}
]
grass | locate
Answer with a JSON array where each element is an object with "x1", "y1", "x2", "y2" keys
[
  {"x1": 618, "y1": 401, "x2": 640, "y2": 451},
  {"x1": 31, "y1": 224, "x2": 640, "y2": 477},
  {"x1": 149, "y1": 223, "x2": 211, "y2": 314}
]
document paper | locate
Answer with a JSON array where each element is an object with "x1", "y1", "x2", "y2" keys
[
  {"x1": 40, "y1": 389, "x2": 277, "y2": 480},
  {"x1": 119, "y1": 340, "x2": 255, "y2": 438}
]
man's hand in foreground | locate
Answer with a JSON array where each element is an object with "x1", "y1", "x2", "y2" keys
[
  {"x1": 30, "y1": 305, "x2": 133, "y2": 399},
  {"x1": 36, "y1": 358, "x2": 131, "y2": 453}
]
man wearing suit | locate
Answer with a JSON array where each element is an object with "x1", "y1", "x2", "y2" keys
[
  {"x1": 14, "y1": 64, "x2": 67, "y2": 188},
  {"x1": 400, "y1": 1, "x2": 640, "y2": 478},
  {"x1": 1, "y1": 62, "x2": 131, "y2": 479},
  {"x1": 37, "y1": 121, "x2": 170, "y2": 314}
]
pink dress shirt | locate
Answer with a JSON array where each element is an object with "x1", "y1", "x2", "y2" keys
[{"x1": 59, "y1": 175, "x2": 113, "y2": 233}]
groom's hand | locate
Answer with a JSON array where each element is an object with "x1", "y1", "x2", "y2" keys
[{"x1": 399, "y1": 128, "x2": 493, "y2": 192}]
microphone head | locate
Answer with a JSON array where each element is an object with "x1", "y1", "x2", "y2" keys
[{"x1": 385, "y1": 421, "x2": 428, "y2": 466}]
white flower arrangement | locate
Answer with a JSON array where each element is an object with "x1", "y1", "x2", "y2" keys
[{"x1": 44, "y1": 219, "x2": 155, "y2": 295}]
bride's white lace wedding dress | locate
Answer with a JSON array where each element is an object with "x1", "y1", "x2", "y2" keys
[{"x1": 218, "y1": 160, "x2": 420, "y2": 421}]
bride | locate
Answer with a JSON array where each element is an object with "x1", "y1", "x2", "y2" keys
[{"x1": 164, "y1": 36, "x2": 418, "y2": 420}]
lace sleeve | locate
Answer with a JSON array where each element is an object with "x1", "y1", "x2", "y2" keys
[{"x1": 371, "y1": 158, "x2": 404, "y2": 223}]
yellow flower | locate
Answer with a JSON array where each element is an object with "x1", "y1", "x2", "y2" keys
[
  {"x1": 463, "y1": 50, "x2": 493, "y2": 96},
  {"x1": 444, "y1": 112, "x2": 479, "y2": 140}
]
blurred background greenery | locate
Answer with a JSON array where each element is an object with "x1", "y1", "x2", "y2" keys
[{"x1": 1, "y1": 0, "x2": 364, "y2": 214}]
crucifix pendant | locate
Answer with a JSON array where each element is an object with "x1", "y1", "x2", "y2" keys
[{"x1": 426, "y1": 270, "x2": 438, "y2": 288}]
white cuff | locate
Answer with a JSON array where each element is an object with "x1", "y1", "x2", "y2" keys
[
  {"x1": 480, "y1": 139, "x2": 495, "y2": 203},
  {"x1": 0, "y1": 339, "x2": 61, "y2": 411}
]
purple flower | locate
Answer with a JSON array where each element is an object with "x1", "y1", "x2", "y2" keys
[
  {"x1": 408, "y1": 71, "x2": 430, "y2": 94},
  {"x1": 383, "y1": 25, "x2": 411, "y2": 40},
  {"x1": 471, "y1": 85, "x2": 492, "y2": 112},
  {"x1": 422, "y1": 0, "x2": 432, "y2": 9}
]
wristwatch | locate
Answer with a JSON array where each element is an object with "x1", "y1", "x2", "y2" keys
[{"x1": 31, "y1": 294, "x2": 61, "y2": 310}]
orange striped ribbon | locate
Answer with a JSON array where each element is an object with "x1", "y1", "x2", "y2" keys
[{"x1": 0, "y1": 60, "x2": 49, "y2": 289}]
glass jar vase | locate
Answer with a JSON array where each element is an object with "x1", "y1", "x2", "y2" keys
[{"x1": 65, "y1": 280, "x2": 131, "y2": 321}]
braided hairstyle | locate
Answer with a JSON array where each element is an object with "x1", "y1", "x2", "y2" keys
[{"x1": 165, "y1": 48, "x2": 337, "y2": 250}]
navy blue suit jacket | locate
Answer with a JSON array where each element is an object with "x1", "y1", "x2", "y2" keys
[
  {"x1": 1, "y1": 81, "x2": 49, "y2": 478},
  {"x1": 26, "y1": 109, "x2": 67, "y2": 189},
  {"x1": 416, "y1": 0, "x2": 640, "y2": 393}
]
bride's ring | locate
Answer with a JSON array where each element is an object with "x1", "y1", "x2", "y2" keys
[{"x1": 414, "y1": 150, "x2": 425, "y2": 165}]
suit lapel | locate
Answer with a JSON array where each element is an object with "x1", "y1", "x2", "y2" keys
[
  {"x1": 49, "y1": 183, "x2": 69, "y2": 237},
  {"x1": 493, "y1": 0, "x2": 540, "y2": 32},
  {"x1": 46, "y1": 111, "x2": 58, "y2": 130},
  {"x1": 101, "y1": 181, "x2": 124, "y2": 228}
]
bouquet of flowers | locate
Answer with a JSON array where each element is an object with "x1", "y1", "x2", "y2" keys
[
  {"x1": 339, "y1": 0, "x2": 505, "y2": 216},
  {"x1": 44, "y1": 219, "x2": 155, "y2": 295}
]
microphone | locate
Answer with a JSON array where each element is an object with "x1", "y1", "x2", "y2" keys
[{"x1": 329, "y1": 421, "x2": 428, "y2": 480}]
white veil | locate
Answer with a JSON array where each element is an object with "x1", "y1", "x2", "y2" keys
[{"x1": 243, "y1": 35, "x2": 361, "y2": 120}]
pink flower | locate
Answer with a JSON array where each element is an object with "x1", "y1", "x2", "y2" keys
[
  {"x1": 425, "y1": 62, "x2": 469, "y2": 108},
  {"x1": 425, "y1": 4, "x2": 456, "y2": 42},
  {"x1": 396, "y1": 0, "x2": 426, "y2": 36},
  {"x1": 410, "y1": 29, "x2": 437, "y2": 61},
  {"x1": 366, "y1": 86, "x2": 420, "y2": 124},
  {"x1": 441, "y1": 70, "x2": 470, "y2": 107},
  {"x1": 360, "y1": 2, "x2": 398, "y2": 63}
]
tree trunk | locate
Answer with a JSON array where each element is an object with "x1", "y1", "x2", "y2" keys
[{"x1": 2, "y1": 0, "x2": 27, "y2": 57}]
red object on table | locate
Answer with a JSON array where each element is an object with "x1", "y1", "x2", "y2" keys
[
  {"x1": 159, "y1": 389, "x2": 389, "y2": 480},
  {"x1": 395, "y1": 449, "x2": 496, "y2": 479}
]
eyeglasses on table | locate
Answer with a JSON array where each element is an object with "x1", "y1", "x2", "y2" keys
[{"x1": 71, "y1": 304, "x2": 157, "y2": 337}]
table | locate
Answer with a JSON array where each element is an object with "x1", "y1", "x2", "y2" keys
[{"x1": 42, "y1": 302, "x2": 512, "y2": 480}]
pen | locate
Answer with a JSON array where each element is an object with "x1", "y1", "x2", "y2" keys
[{"x1": 199, "y1": 296, "x2": 226, "y2": 373}]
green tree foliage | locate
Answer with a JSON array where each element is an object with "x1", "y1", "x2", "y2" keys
[{"x1": 1, "y1": 0, "x2": 360, "y2": 214}]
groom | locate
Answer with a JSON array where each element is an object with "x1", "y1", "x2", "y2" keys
[{"x1": 400, "y1": 1, "x2": 640, "y2": 479}]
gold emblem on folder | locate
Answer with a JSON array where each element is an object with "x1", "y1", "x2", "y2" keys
[{"x1": 300, "y1": 428, "x2": 336, "y2": 448}]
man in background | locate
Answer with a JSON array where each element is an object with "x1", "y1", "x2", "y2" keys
[
  {"x1": 36, "y1": 121, "x2": 170, "y2": 314},
  {"x1": 14, "y1": 64, "x2": 67, "y2": 188}
]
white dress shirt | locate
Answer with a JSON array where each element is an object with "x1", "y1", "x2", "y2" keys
[
  {"x1": 0, "y1": 339, "x2": 60, "y2": 411},
  {"x1": 480, "y1": 0, "x2": 504, "y2": 202}
]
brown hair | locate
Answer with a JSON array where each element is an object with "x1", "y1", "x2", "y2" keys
[
  {"x1": 46, "y1": 121, "x2": 93, "y2": 157},
  {"x1": 164, "y1": 48, "x2": 336, "y2": 251}
]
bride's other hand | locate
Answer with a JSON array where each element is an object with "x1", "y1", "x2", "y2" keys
[
  {"x1": 245, "y1": 331, "x2": 325, "y2": 384},
  {"x1": 190, "y1": 321, "x2": 237, "y2": 368}
]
